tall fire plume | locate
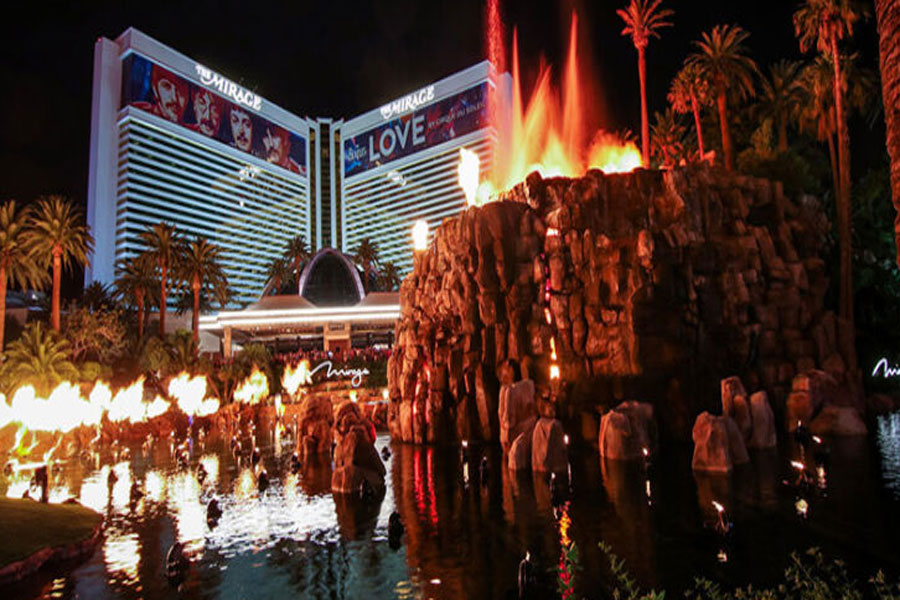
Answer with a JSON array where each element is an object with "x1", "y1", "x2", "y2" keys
[{"x1": 463, "y1": 9, "x2": 641, "y2": 205}]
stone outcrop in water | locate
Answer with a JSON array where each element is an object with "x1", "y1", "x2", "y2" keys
[
  {"x1": 331, "y1": 401, "x2": 385, "y2": 494},
  {"x1": 389, "y1": 165, "x2": 852, "y2": 444},
  {"x1": 499, "y1": 379, "x2": 537, "y2": 452},
  {"x1": 296, "y1": 396, "x2": 334, "y2": 459},
  {"x1": 531, "y1": 417, "x2": 569, "y2": 473},
  {"x1": 691, "y1": 412, "x2": 750, "y2": 472},
  {"x1": 598, "y1": 401, "x2": 657, "y2": 460},
  {"x1": 747, "y1": 391, "x2": 777, "y2": 449}
]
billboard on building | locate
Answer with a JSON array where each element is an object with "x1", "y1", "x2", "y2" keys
[
  {"x1": 343, "y1": 82, "x2": 488, "y2": 177},
  {"x1": 121, "y1": 53, "x2": 307, "y2": 175}
]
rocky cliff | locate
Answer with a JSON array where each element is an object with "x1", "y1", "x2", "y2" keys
[{"x1": 388, "y1": 166, "x2": 856, "y2": 444}]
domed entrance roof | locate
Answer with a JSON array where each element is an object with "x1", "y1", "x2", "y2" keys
[{"x1": 298, "y1": 248, "x2": 364, "y2": 307}]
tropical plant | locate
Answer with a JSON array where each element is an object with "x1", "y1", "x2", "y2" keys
[
  {"x1": 0, "y1": 322, "x2": 78, "y2": 395},
  {"x1": 81, "y1": 281, "x2": 116, "y2": 313},
  {"x1": 24, "y1": 196, "x2": 94, "y2": 332},
  {"x1": 650, "y1": 108, "x2": 686, "y2": 168},
  {"x1": 265, "y1": 257, "x2": 293, "y2": 295},
  {"x1": 166, "y1": 329, "x2": 203, "y2": 373},
  {"x1": 175, "y1": 237, "x2": 228, "y2": 343},
  {"x1": 875, "y1": 0, "x2": 900, "y2": 269},
  {"x1": 283, "y1": 235, "x2": 311, "y2": 285},
  {"x1": 351, "y1": 237, "x2": 380, "y2": 294},
  {"x1": 138, "y1": 223, "x2": 180, "y2": 338},
  {"x1": 758, "y1": 60, "x2": 805, "y2": 152},
  {"x1": 377, "y1": 261, "x2": 402, "y2": 291},
  {"x1": 63, "y1": 304, "x2": 127, "y2": 364},
  {"x1": 794, "y1": 0, "x2": 867, "y2": 343},
  {"x1": 617, "y1": 0, "x2": 674, "y2": 167},
  {"x1": 668, "y1": 62, "x2": 710, "y2": 160},
  {"x1": 0, "y1": 201, "x2": 46, "y2": 351},
  {"x1": 687, "y1": 24, "x2": 759, "y2": 171},
  {"x1": 114, "y1": 253, "x2": 156, "y2": 344}
]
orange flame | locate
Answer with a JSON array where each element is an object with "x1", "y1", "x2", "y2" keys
[
  {"x1": 234, "y1": 366, "x2": 269, "y2": 405},
  {"x1": 168, "y1": 372, "x2": 219, "y2": 418},
  {"x1": 485, "y1": 12, "x2": 641, "y2": 197},
  {"x1": 282, "y1": 359, "x2": 312, "y2": 397}
]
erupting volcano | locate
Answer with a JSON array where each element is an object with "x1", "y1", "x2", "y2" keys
[{"x1": 467, "y1": 8, "x2": 642, "y2": 203}]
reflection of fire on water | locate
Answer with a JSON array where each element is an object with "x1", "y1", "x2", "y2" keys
[{"x1": 458, "y1": 12, "x2": 642, "y2": 205}]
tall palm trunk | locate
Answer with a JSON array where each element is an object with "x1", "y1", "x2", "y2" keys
[
  {"x1": 136, "y1": 290, "x2": 145, "y2": 343},
  {"x1": 0, "y1": 264, "x2": 6, "y2": 351},
  {"x1": 778, "y1": 117, "x2": 788, "y2": 153},
  {"x1": 690, "y1": 92, "x2": 705, "y2": 158},
  {"x1": 159, "y1": 262, "x2": 167, "y2": 337},
  {"x1": 363, "y1": 261, "x2": 370, "y2": 294},
  {"x1": 51, "y1": 247, "x2": 62, "y2": 331},
  {"x1": 875, "y1": 0, "x2": 900, "y2": 269},
  {"x1": 192, "y1": 273, "x2": 201, "y2": 344},
  {"x1": 716, "y1": 88, "x2": 733, "y2": 171},
  {"x1": 831, "y1": 35, "x2": 854, "y2": 343},
  {"x1": 638, "y1": 46, "x2": 650, "y2": 166},
  {"x1": 827, "y1": 132, "x2": 840, "y2": 206}
]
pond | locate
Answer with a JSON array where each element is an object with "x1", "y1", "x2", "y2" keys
[{"x1": 9, "y1": 412, "x2": 900, "y2": 599}]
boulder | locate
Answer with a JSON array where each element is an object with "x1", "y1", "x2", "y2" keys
[
  {"x1": 809, "y1": 405, "x2": 867, "y2": 436},
  {"x1": 498, "y1": 378, "x2": 536, "y2": 451},
  {"x1": 722, "y1": 393, "x2": 751, "y2": 442},
  {"x1": 531, "y1": 418, "x2": 568, "y2": 473},
  {"x1": 691, "y1": 412, "x2": 749, "y2": 473},
  {"x1": 720, "y1": 376, "x2": 747, "y2": 408},
  {"x1": 598, "y1": 401, "x2": 656, "y2": 460},
  {"x1": 332, "y1": 424, "x2": 386, "y2": 494},
  {"x1": 747, "y1": 391, "x2": 777, "y2": 449},
  {"x1": 297, "y1": 396, "x2": 334, "y2": 459},
  {"x1": 507, "y1": 419, "x2": 537, "y2": 471}
]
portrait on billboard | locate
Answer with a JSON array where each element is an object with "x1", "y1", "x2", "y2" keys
[
  {"x1": 343, "y1": 82, "x2": 488, "y2": 177},
  {"x1": 121, "y1": 53, "x2": 306, "y2": 176}
]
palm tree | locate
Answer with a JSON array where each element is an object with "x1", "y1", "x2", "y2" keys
[
  {"x1": 351, "y1": 238, "x2": 380, "y2": 294},
  {"x1": 378, "y1": 261, "x2": 401, "y2": 291},
  {"x1": 114, "y1": 253, "x2": 156, "y2": 343},
  {"x1": 668, "y1": 62, "x2": 710, "y2": 160},
  {"x1": 875, "y1": 0, "x2": 900, "y2": 268},
  {"x1": 265, "y1": 257, "x2": 292, "y2": 295},
  {"x1": 25, "y1": 196, "x2": 94, "y2": 332},
  {"x1": 283, "y1": 235, "x2": 310, "y2": 286},
  {"x1": 687, "y1": 24, "x2": 758, "y2": 171},
  {"x1": 139, "y1": 223, "x2": 180, "y2": 338},
  {"x1": 650, "y1": 108, "x2": 686, "y2": 168},
  {"x1": 176, "y1": 237, "x2": 229, "y2": 343},
  {"x1": 0, "y1": 322, "x2": 78, "y2": 395},
  {"x1": 795, "y1": 0, "x2": 866, "y2": 338},
  {"x1": 617, "y1": 0, "x2": 674, "y2": 167},
  {"x1": 81, "y1": 281, "x2": 115, "y2": 313},
  {"x1": 758, "y1": 60, "x2": 805, "y2": 152},
  {"x1": 0, "y1": 201, "x2": 46, "y2": 351}
]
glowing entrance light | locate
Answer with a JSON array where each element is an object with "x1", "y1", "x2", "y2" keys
[{"x1": 413, "y1": 219, "x2": 429, "y2": 251}]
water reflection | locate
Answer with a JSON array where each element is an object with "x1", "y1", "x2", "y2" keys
[{"x1": 9, "y1": 417, "x2": 900, "y2": 599}]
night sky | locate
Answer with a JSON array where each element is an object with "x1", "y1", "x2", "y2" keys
[{"x1": 0, "y1": 0, "x2": 883, "y2": 207}]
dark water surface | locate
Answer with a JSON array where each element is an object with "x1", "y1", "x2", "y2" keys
[{"x1": 9, "y1": 412, "x2": 900, "y2": 599}]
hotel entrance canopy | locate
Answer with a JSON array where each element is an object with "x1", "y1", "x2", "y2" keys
[{"x1": 199, "y1": 292, "x2": 400, "y2": 355}]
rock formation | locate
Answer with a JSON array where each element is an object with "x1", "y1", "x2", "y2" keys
[
  {"x1": 389, "y1": 166, "x2": 850, "y2": 444},
  {"x1": 691, "y1": 412, "x2": 750, "y2": 472},
  {"x1": 296, "y1": 395, "x2": 334, "y2": 460},
  {"x1": 531, "y1": 418, "x2": 568, "y2": 473},
  {"x1": 331, "y1": 401, "x2": 385, "y2": 494},
  {"x1": 598, "y1": 401, "x2": 656, "y2": 460}
]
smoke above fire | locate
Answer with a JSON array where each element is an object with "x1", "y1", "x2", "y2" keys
[{"x1": 460, "y1": 8, "x2": 642, "y2": 204}]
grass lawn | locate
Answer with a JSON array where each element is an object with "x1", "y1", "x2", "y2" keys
[{"x1": 0, "y1": 498, "x2": 102, "y2": 568}]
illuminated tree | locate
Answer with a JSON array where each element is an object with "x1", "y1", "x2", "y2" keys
[
  {"x1": 352, "y1": 237, "x2": 380, "y2": 294},
  {"x1": 139, "y1": 222, "x2": 180, "y2": 338},
  {"x1": 25, "y1": 195, "x2": 94, "y2": 332},
  {"x1": 650, "y1": 108, "x2": 686, "y2": 168},
  {"x1": 668, "y1": 62, "x2": 710, "y2": 160},
  {"x1": 794, "y1": 0, "x2": 866, "y2": 333},
  {"x1": 176, "y1": 236, "x2": 229, "y2": 344},
  {"x1": 0, "y1": 201, "x2": 47, "y2": 350},
  {"x1": 378, "y1": 261, "x2": 401, "y2": 291},
  {"x1": 114, "y1": 253, "x2": 156, "y2": 344},
  {"x1": 265, "y1": 257, "x2": 293, "y2": 295},
  {"x1": 283, "y1": 235, "x2": 310, "y2": 286},
  {"x1": 758, "y1": 60, "x2": 805, "y2": 152},
  {"x1": 0, "y1": 322, "x2": 78, "y2": 395},
  {"x1": 688, "y1": 24, "x2": 758, "y2": 171},
  {"x1": 873, "y1": 0, "x2": 900, "y2": 268},
  {"x1": 617, "y1": 0, "x2": 674, "y2": 167}
]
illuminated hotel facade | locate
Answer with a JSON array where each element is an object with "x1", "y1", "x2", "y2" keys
[{"x1": 87, "y1": 28, "x2": 508, "y2": 307}]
